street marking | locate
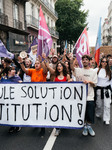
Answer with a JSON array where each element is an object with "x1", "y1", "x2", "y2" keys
[{"x1": 43, "y1": 128, "x2": 57, "y2": 150}]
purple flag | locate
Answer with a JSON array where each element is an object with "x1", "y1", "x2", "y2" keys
[
  {"x1": 73, "y1": 27, "x2": 90, "y2": 68},
  {"x1": 0, "y1": 40, "x2": 14, "y2": 59},
  {"x1": 37, "y1": 6, "x2": 52, "y2": 57}
]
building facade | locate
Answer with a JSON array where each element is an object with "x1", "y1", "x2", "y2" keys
[
  {"x1": 102, "y1": 18, "x2": 108, "y2": 46},
  {"x1": 26, "y1": 0, "x2": 59, "y2": 52},
  {"x1": 107, "y1": 1, "x2": 112, "y2": 45},
  {"x1": 102, "y1": 0, "x2": 112, "y2": 46},
  {"x1": 0, "y1": 0, "x2": 29, "y2": 53}
]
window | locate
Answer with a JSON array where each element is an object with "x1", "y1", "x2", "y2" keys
[
  {"x1": 47, "y1": 16, "x2": 49, "y2": 26},
  {"x1": 13, "y1": 3, "x2": 19, "y2": 20},
  {"x1": 31, "y1": 3, "x2": 34, "y2": 17},
  {"x1": 54, "y1": 43, "x2": 55, "y2": 49},
  {"x1": 43, "y1": 13, "x2": 45, "y2": 18}
]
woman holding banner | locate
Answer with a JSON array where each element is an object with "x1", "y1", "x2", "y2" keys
[
  {"x1": 53, "y1": 61, "x2": 70, "y2": 136},
  {"x1": 18, "y1": 55, "x2": 47, "y2": 137}
]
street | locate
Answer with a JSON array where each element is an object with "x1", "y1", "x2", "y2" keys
[{"x1": 0, "y1": 106, "x2": 112, "y2": 150}]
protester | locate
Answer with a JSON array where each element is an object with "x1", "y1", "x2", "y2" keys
[
  {"x1": 90, "y1": 57, "x2": 97, "y2": 69},
  {"x1": 0, "y1": 58, "x2": 12, "y2": 78},
  {"x1": 95, "y1": 57, "x2": 112, "y2": 125},
  {"x1": 18, "y1": 55, "x2": 47, "y2": 137},
  {"x1": 54, "y1": 61, "x2": 70, "y2": 82},
  {"x1": 22, "y1": 58, "x2": 32, "y2": 82},
  {"x1": 70, "y1": 54, "x2": 97, "y2": 137},
  {"x1": 107, "y1": 54, "x2": 112, "y2": 60},
  {"x1": 109, "y1": 58, "x2": 112, "y2": 71},
  {"x1": 46, "y1": 54, "x2": 58, "y2": 81},
  {"x1": 54, "y1": 61, "x2": 70, "y2": 136},
  {"x1": 0, "y1": 66, "x2": 22, "y2": 132},
  {"x1": 12, "y1": 55, "x2": 32, "y2": 82}
]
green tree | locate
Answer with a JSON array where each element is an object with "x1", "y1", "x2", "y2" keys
[{"x1": 55, "y1": 0, "x2": 88, "y2": 52}]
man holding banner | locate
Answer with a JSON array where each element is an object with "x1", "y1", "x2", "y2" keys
[{"x1": 70, "y1": 54, "x2": 97, "y2": 137}]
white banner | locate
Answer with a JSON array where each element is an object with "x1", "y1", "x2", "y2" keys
[{"x1": 0, "y1": 82, "x2": 87, "y2": 129}]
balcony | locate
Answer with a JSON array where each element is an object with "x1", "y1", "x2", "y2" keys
[
  {"x1": 13, "y1": 19, "x2": 23, "y2": 30},
  {"x1": 26, "y1": 15, "x2": 59, "y2": 38},
  {"x1": 0, "y1": 12, "x2": 8, "y2": 26},
  {"x1": 14, "y1": 0, "x2": 30, "y2": 3},
  {"x1": 40, "y1": 0, "x2": 58, "y2": 18},
  {"x1": 48, "y1": 26, "x2": 59, "y2": 39},
  {"x1": 26, "y1": 15, "x2": 39, "y2": 29}
]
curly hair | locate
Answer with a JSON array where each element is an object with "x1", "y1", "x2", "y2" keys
[{"x1": 55, "y1": 61, "x2": 67, "y2": 77}]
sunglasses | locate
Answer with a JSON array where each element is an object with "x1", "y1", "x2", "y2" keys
[{"x1": 101, "y1": 61, "x2": 107, "y2": 63}]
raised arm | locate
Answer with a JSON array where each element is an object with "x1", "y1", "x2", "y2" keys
[
  {"x1": 44, "y1": 59, "x2": 55, "y2": 74},
  {"x1": 69, "y1": 55, "x2": 75, "y2": 72},
  {"x1": 38, "y1": 54, "x2": 47, "y2": 75},
  {"x1": 18, "y1": 56, "x2": 28, "y2": 74},
  {"x1": 41, "y1": 61, "x2": 48, "y2": 74}
]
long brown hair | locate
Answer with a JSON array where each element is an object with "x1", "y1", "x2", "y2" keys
[
  {"x1": 55, "y1": 62, "x2": 67, "y2": 77},
  {"x1": 98, "y1": 57, "x2": 111, "y2": 80}
]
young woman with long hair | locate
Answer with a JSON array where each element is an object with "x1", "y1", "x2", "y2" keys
[
  {"x1": 54, "y1": 61, "x2": 70, "y2": 82},
  {"x1": 95, "y1": 57, "x2": 112, "y2": 125},
  {"x1": 54, "y1": 61, "x2": 70, "y2": 136}
]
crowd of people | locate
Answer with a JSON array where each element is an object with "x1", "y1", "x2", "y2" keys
[{"x1": 0, "y1": 51, "x2": 112, "y2": 137}]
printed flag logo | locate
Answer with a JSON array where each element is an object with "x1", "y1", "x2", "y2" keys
[{"x1": 73, "y1": 27, "x2": 90, "y2": 67}]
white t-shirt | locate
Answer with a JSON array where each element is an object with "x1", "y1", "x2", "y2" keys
[
  {"x1": 72, "y1": 74, "x2": 76, "y2": 81},
  {"x1": 75, "y1": 68, "x2": 97, "y2": 101},
  {"x1": 95, "y1": 68, "x2": 111, "y2": 87},
  {"x1": 23, "y1": 73, "x2": 31, "y2": 82},
  {"x1": 46, "y1": 71, "x2": 50, "y2": 80}
]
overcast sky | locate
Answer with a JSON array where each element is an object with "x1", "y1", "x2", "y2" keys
[{"x1": 82, "y1": 0, "x2": 111, "y2": 46}]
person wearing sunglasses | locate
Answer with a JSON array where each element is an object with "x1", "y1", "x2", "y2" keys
[{"x1": 95, "y1": 57, "x2": 112, "y2": 125}]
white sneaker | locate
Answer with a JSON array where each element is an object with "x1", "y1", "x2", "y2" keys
[
  {"x1": 105, "y1": 121, "x2": 110, "y2": 125},
  {"x1": 87, "y1": 126, "x2": 95, "y2": 137},
  {"x1": 96, "y1": 114, "x2": 101, "y2": 118},
  {"x1": 15, "y1": 127, "x2": 21, "y2": 132},
  {"x1": 82, "y1": 126, "x2": 88, "y2": 136},
  {"x1": 55, "y1": 129, "x2": 61, "y2": 136}
]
